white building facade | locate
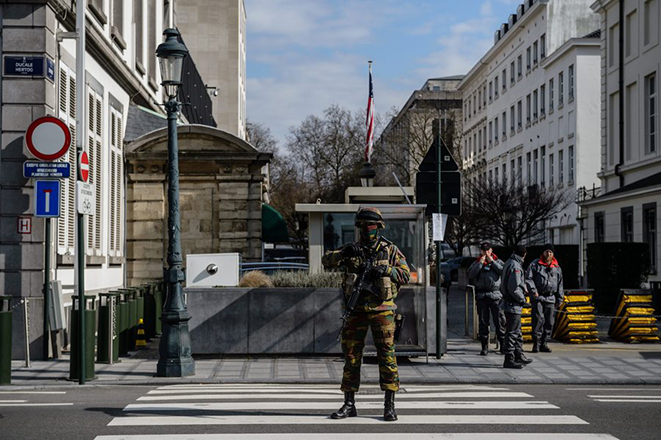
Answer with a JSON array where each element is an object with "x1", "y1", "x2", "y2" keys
[
  {"x1": 580, "y1": 0, "x2": 661, "y2": 282},
  {"x1": 459, "y1": 0, "x2": 601, "y2": 245}
]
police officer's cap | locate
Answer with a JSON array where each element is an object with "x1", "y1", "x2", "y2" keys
[{"x1": 480, "y1": 241, "x2": 492, "y2": 251}]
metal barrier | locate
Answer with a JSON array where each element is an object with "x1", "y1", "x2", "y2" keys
[
  {"x1": 465, "y1": 285, "x2": 479, "y2": 340},
  {"x1": 0, "y1": 296, "x2": 12, "y2": 385},
  {"x1": 240, "y1": 262, "x2": 309, "y2": 273}
]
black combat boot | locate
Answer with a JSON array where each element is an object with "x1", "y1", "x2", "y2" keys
[
  {"x1": 532, "y1": 339, "x2": 539, "y2": 353},
  {"x1": 540, "y1": 342, "x2": 552, "y2": 353},
  {"x1": 498, "y1": 338, "x2": 506, "y2": 355},
  {"x1": 503, "y1": 353, "x2": 523, "y2": 369},
  {"x1": 384, "y1": 390, "x2": 397, "y2": 421},
  {"x1": 480, "y1": 340, "x2": 489, "y2": 356},
  {"x1": 515, "y1": 352, "x2": 533, "y2": 365},
  {"x1": 331, "y1": 391, "x2": 357, "y2": 419}
]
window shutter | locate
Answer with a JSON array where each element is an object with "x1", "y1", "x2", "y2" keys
[
  {"x1": 109, "y1": 108, "x2": 124, "y2": 256},
  {"x1": 86, "y1": 88, "x2": 103, "y2": 254}
]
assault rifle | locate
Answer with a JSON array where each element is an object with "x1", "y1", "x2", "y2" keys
[{"x1": 336, "y1": 243, "x2": 382, "y2": 341}]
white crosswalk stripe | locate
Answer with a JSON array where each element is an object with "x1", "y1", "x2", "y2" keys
[{"x1": 97, "y1": 384, "x2": 619, "y2": 439}]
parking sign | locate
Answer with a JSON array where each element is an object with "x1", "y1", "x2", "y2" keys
[{"x1": 35, "y1": 180, "x2": 61, "y2": 218}]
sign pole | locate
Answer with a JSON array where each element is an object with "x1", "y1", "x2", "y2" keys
[
  {"x1": 435, "y1": 125, "x2": 443, "y2": 359},
  {"x1": 43, "y1": 218, "x2": 51, "y2": 360},
  {"x1": 75, "y1": 0, "x2": 87, "y2": 385}
]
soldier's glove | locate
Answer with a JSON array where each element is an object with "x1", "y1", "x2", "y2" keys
[
  {"x1": 368, "y1": 264, "x2": 390, "y2": 281},
  {"x1": 340, "y1": 243, "x2": 361, "y2": 259}
]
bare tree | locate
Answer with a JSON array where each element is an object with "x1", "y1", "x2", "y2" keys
[{"x1": 468, "y1": 178, "x2": 572, "y2": 248}]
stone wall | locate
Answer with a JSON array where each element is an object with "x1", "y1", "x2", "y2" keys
[{"x1": 125, "y1": 125, "x2": 271, "y2": 286}]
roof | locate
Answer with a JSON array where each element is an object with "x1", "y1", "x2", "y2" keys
[
  {"x1": 429, "y1": 75, "x2": 466, "y2": 81},
  {"x1": 124, "y1": 105, "x2": 168, "y2": 143},
  {"x1": 583, "y1": 29, "x2": 601, "y2": 39},
  {"x1": 600, "y1": 171, "x2": 661, "y2": 198}
]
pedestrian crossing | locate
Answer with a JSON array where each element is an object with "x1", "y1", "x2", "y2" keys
[{"x1": 95, "y1": 384, "x2": 619, "y2": 440}]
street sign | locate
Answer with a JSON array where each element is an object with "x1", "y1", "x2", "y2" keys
[
  {"x1": 25, "y1": 116, "x2": 71, "y2": 161},
  {"x1": 23, "y1": 162, "x2": 71, "y2": 179},
  {"x1": 79, "y1": 151, "x2": 89, "y2": 182},
  {"x1": 17, "y1": 217, "x2": 32, "y2": 234},
  {"x1": 76, "y1": 181, "x2": 95, "y2": 215},
  {"x1": 4, "y1": 56, "x2": 46, "y2": 77},
  {"x1": 418, "y1": 136, "x2": 460, "y2": 172},
  {"x1": 35, "y1": 180, "x2": 61, "y2": 218},
  {"x1": 415, "y1": 171, "x2": 462, "y2": 216}
]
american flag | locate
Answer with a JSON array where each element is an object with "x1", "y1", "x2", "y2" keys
[{"x1": 365, "y1": 61, "x2": 374, "y2": 162}]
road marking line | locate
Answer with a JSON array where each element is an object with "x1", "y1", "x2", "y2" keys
[
  {"x1": 566, "y1": 387, "x2": 661, "y2": 391},
  {"x1": 0, "y1": 403, "x2": 74, "y2": 407},
  {"x1": 593, "y1": 399, "x2": 661, "y2": 403},
  {"x1": 138, "y1": 392, "x2": 533, "y2": 401},
  {"x1": 108, "y1": 414, "x2": 588, "y2": 427},
  {"x1": 588, "y1": 395, "x2": 661, "y2": 399},
  {"x1": 0, "y1": 400, "x2": 27, "y2": 403},
  {"x1": 0, "y1": 391, "x2": 66, "y2": 395},
  {"x1": 124, "y1": 401, "x2": 559, "y2": 411},
  {"x1": 94, "y1": 433, "x2": 619, "y2": 440}
]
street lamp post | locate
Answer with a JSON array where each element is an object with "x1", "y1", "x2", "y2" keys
[
  {"x1": 359, "y1": 162, "x2": 376, "y2": 187},
  {"x1": 156, "y1": 28, "x2": 195, "y2": 377}
]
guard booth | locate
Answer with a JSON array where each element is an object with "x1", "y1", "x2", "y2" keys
[{"x1": 295, "y1": 201, "x2": 433, "y2": 357}]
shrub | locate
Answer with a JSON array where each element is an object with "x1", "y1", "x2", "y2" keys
[
  {"x1": 586, "y1": 242, "x2": 650, "y2": 314},
  {"x1": 270, "y1": 271, "x2": 342, "y2": 288},
  {"x1": 239, "y1": 270, "x2": 274, "y2": 288}
]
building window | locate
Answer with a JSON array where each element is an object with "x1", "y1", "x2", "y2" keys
[
  {"x1": 134, "y1": 0, "x2": 143, "y2": 71},
  {"x1": 559, "y1": 71, "x2": 564, "y2": 106},
  {"x1": 526, "y1": 152, "x2": 532, "y2": 184},
  {"x1": 495, "y1": 77, "x2": 499, "y2": 98},
  {"x1": 533, "y1": 41, "x2": 538, "y2": 65},
  {"x1": 495, "y1": 166, "x2": 499, "y2": 183},
  {"x1": 517, "y1": 100, "x2": 523, "y2": 129},
  {"x1": 502, "y1": 111, "x2": 507, "y2": 139},
  {"x1": 479, "y1": 131, "x2": 482, "y2": 152},
  {"x1": 517, "y1": 156, "x2": 523, "y2": 186},
  {"x1": 147, "y1": 0, "x2": 157, "y2": 86},
  {"x1": 489, "y1": 169, "x2": 493, "y2": 183},
  {"x1": 87, "y1": 87, "x2": 103, "y2": 255},
  {"x1": 621, "y1": 207, "x2": 634, "y2": 242},
  {"x1": 484, "y1": 127, "x2": 487, "y2": 149},
  {"x1": 568, "y1": 145, "x2": 574, "y2": 184},
  {"x1": 540, "y1": 84, "x2": 546, "y2": 115},
  {"x1": 569, "y1": 64, "x2": 575, "y2": 101},
  {"x1": 540, "y1": 34, "x2": 546, "y2": 58},
  {"x1": 489, "y1": 121, "x2": 493, "y2": 146},
  {"x1": 111, "y1": 0, "x2": 125, "y2": 50},
  {"x1": 510, "y1": 105, "x2": 515, "y2": 134},
  {"x1": 526, "y1": 46, "x2": 531, "y2": 71},
  {"x1": 533, "y1": 149, "x2": 539, "y2": 184},
  {"x1": 510, "y1": 61, "x2": 515, "y2": 86},
  {"x1": 502, "y1": 163, "x2": 507, "y2": 183},
  {"x1": 478, "y1": 90, "x2": 482, "y2": 110},
  {"x1": 474, "y1": 95, "x2": 477, "y2": 115},
  {"x1": 643, "y1": 203, "x2": 657, "y2": 273},
  {"x1": 559, "y1": 149, "x2": 564, "y2": 184},
  {"x1": 609, "y1": 23, "x2": 619, "y2": 68},
  {"x1": 517, "y1": 55, "x2": 523, "y2": 79},
  {"x1": 644, "y1": 0, "x2": 659, "y2": 47},
  {"x1": 502, "y1": 69, "x2": 507, "y2": 92},
  {"x1": 594, "y1": 212, "x2": 605, "y2": 243},
  {"x1": 109, "y1": 106, "x2": 124, "y2": 257},
  {"x1": 626, "y1": 10, "x2": 637, "y2": 57},
  {"x1": 483, "y1": 85, "x2": 487, "y2": 106},
  {"x1": 540, "y1": 146, "x2": 546, "y2": 186},
  {"x1": 489, "y1": 81, "x2": 493, "y2": 101},
  {"x1": 549, "y1": 78, "x2": 555, "y2": 112},
  {"x1": 526, "y1": 94, "x2": 531, "y2": 124},
  {"x1": 495, "y1": 117, "x2": 499, "y2": 142},
  {"x1": 646, "y1": 73, "x2": 658, "y2": 154},
  {"x1": 533, "y1": 89, "x2": 539, "y2": 121},
  {"x1": 549, "y1": 153, "x2": 554, "y2": 186},
  {"x1": 511, "y1": 159, "x2": 515, "y2": 183}
]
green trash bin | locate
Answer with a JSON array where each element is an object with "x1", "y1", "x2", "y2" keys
[
  {"x1": 143, "y1": 284, "x2": 156, "y2": 340},
  {"x1": 0, "y1": 296, "x2": 12, "y2": 385},
  {"x1": 118, "y1": 290, "x2": 130, "y2": 356},
  {"x1": 127, "y1": 289, "x2": 137, "y2": 351},
  {"x1": 69, "y1": 295, "x2": 96, "y2": 381},
  {"x1": 136, "y1": 286, "x2": 145, "y2": 329},
  {"x1": 97, "y1": 292, "x2": 119, "y2": 364},
  {"x1": 154, "y1": 282, "x2": 164, "y2": 336}
]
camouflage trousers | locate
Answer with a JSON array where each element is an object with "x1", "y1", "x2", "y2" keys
[{"x1": 340, "y1": 310, "x2": 399, "y2": 392}]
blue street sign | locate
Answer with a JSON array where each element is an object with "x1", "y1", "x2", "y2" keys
[
  {"x1": 4, "y1": 56, "x2": 45, "y2": 77},
  {"x1": 35, "y1": 180, "x2": 61, "y2": 218},
  {"x1": 24, "y1": 162, "x2": 70, "y2": 178},
  {"x1": 46, "y1": 58, "x2": 55, "y2": 81}
]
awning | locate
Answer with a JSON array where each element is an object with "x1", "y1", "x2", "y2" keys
[{"x1": 262, "y1": 203, "x2": 289, "y2": 243}]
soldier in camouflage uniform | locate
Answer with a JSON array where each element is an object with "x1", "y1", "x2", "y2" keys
[{"x1": 322, "y1": 207, "x2": 410, "y2": 422}]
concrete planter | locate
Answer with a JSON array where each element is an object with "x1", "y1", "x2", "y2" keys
[{"x1": 186, "y1": 286, "x2": 430, "y2": 355}]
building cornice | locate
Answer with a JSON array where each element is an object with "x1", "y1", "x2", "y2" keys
[
  {"x1": 590, "y1": 0, "x2": 619, "y2": 12},
  {"x1": 541, "y1": 37, "x2": 601, "y2": 69},
  {"x1": 579, "y1": 185, "x2": 661, "y2": 206}
]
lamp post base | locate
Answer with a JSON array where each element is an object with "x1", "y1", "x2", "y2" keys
[{"x1": 156, "y1": 311, "x2": 195, "y2": 377}]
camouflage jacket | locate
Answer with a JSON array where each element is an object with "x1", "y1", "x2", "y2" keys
[{"x1": 322, "y1": 237, "x2": 411, "y2": 312}]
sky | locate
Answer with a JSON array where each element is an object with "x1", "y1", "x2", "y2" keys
[{"x1": 244, "y1": 0, "x2": 521, "y2": 146}]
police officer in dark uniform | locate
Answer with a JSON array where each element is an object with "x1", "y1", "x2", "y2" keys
[
  {"x1": 468, "y1": 242, "x2": 505, "y2": 356},
  {"x1": 500, "y1": 245, "x2": 534, "y2": 369},
  {"x1": 527, "y1": 244, "x2": 564, "y2": 353},
  {"x1": 322, "y1": 207, "x2": 410, "y2": 422}
]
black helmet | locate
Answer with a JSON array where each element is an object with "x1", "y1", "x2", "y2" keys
[{"x1": 355, "y1": 207, "x2": 385, "y2": 229}]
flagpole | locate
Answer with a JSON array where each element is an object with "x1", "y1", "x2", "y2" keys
[{"x1": 360, "y1": 60, "x2": 376, "y2": 187}]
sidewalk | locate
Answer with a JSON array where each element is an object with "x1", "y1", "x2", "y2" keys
[{"x1": 5, "y1": 285, "x2": 661, "y2": 387}]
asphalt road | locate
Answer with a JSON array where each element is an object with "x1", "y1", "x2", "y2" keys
[{"x1": 1, "y1": 383, "x2": 660, "y2": 440}]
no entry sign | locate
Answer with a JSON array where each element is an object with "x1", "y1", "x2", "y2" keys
[
  {"x1": 79, "y1": 151, "x2": 89, "y2": 182},
  {"x1": 25, "y1": 116, "x2": 71, "y2": 161}
]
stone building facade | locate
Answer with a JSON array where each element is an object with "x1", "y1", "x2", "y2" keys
[{"x1": 124, "y1": 125, "x2": 271, "y2": 286}]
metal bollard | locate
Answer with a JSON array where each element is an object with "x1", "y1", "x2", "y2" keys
[
  {"x1": 97, "y1": 292, "x2": 119, "y2": 364},
  {"x1": 0, "y1": 296, "x2": 12, "y2": 385},
  {"x1": 118, "y1": 290, "x2": 130, "y2": 356},
  {"x1": 69, "y1": 295, "x2": 96, "y2": 381}
]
